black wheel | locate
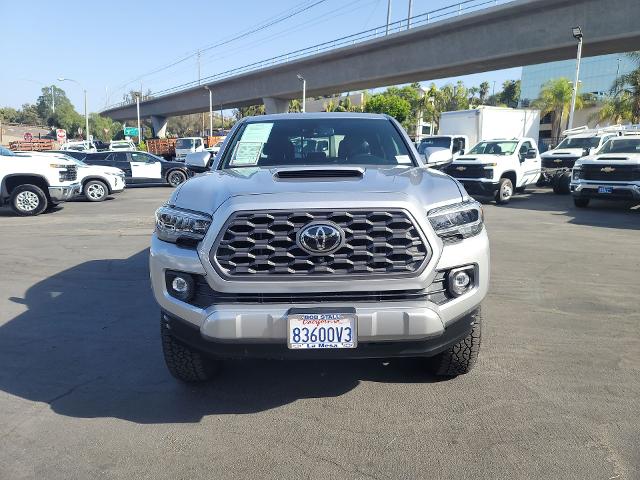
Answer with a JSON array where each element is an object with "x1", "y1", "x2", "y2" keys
[
  {"x1": 84, "y1": 180, "x2": 108, "y2": 202},
  {"x1": 552, "y1": 173, "x2": 571, "y2": 195},
  {"x1": 430, "y1": 309, "x2": 482, "y2": 377},
  {"x1": 574, "y1": 197, "x2": 590, "y2": 208},
  {"x1": 10, "y1": 184, "x2": 48, "y2": 216},
  {"x1": 161, "y1": 317, "x2": 221, "y2": 382},
  {"x1": 166, "y1": 170, "x2": 187, "y2": 187},
  {"x1": 494, "y1": 177, "x2": 513, "y2": 204}
]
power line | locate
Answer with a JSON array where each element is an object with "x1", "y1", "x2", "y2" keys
[{"x1": 112, "y1": 0, "x2": 329, "y2": 93}]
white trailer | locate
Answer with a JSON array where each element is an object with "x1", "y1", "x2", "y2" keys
[{"x1": 439, "y1": 106, "x2": 540, "y2": 148}]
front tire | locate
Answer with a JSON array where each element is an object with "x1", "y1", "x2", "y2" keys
[
  {"x1": 552, "y1": 173, "x2": 571, "y2": 195},
  {"x1": 166, "y1": 169, "x2": 187, "y2": 187},
  {"x1": 161, "y1": 318, "x2": 221, "y2": 382},
  {"x1": 574, "y1": 197, "x2": 590, "y2": 208},
  {"x1": 10, "y1": 184, "x2": 48, "y2": 216},
  {"x1": 430, "y1": 309, "x2": 482, "y2": 377},
  {"x1": 495, "y1": 177, "x2": 513, "y2": 204},
  {"x1": 84, "y1": 180, "x2": 108, "y2": 202}
]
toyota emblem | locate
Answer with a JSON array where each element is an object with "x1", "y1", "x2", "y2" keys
[{"x1": 297, "y1": 222, "x2": 344, "y2": 254}]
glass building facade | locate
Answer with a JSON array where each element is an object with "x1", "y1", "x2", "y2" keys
[{"x1": 520, "y1": 53, "x2": 636, "y2": 106}]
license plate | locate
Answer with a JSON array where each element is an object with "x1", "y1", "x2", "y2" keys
[
  {"x1": 598, "y1": 186, "x2": 613, "y2": 194},
  {"x1": 287, "y1": 311, "x2": 357, "y2": 349}
]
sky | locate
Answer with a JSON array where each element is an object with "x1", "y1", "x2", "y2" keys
[{"x1": 0, "y1": 0, "x2": 521, "y2": 114}]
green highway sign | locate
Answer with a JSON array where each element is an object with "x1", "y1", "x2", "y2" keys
[{"x1": 123, "y1": 127, "x2": 139, "y2": 136}]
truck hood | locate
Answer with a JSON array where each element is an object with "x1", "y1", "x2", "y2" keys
[
  {"x1": 541, "y1": 148, "x2": 585, "y2": 158},
  {"x1": 170, "y1": 166, "x2": 464, "y2": 214},
  {"x1": 575, "y1": 153, "x2": 640, "y2": 166},
  {"x1": 454, "y1": 154, "x2": 504, "y2": 164},
  {"x1": 14, "y1": 152, "x2": 75, "y2": 165}
]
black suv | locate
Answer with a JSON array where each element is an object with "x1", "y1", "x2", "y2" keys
[{"x1": 82, "y1": 151, "x2": 190, "y2": 187}]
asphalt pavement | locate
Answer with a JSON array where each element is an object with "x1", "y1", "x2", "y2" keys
[{"x1": 0, "y1": 186, "x2": 638, "y2": 479}]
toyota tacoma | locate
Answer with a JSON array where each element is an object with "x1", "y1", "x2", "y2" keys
[{"x1": 150, "y1": 113, "x2": 490, "y2": 382}]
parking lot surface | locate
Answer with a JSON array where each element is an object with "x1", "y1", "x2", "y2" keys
[{"x1": 0, "y1": 187, "x2": 638, "y2": 479}]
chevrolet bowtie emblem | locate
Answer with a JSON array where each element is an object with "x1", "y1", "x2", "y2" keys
[
  {"x1": 601, "y1": 166, "x2": 616, "y2": 173},
  {"x1": 456, "y1": 166, "x2": 466, "y2": 171},
  {"x1": 553, "y1": 159, "x2": 563, "y2": 163}
]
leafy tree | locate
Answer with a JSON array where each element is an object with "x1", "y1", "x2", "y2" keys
[
  {"x1": 0, "y1": 107, "x2": 19, "y2": 123},
  {"x1": 364, "y1": 94, "x2": 411, "y2": 123},
  {"x1": 498, "y1": 80, "x2": 521, "y2": 108},
  {"x1": 233, "y1": 105, "x2": 265, "y2": 120},
  {"x1": 89, "y1": 113, "x2": 122, "y2": 142},
  {"x1": 594, "y1": 93, "x2": 632, "y2": 124},
  {"x1": 36, "y1": 86, "x2": 72, "y2": 122},
  {"x1": 532, "y1": 78, "x2": 582, "y2": 139},
  {"x1": 17, "y1": 103, "x2": 42, "y2": 125},
  {"x1": 610, "y1": 53, "x2": 640, "y2": 123}
]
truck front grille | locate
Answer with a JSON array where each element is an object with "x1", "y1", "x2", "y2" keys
[
  {"x1": 444, "y1": 164, "x2": 488, "y2": 179},
  {"x1": 211, "y1": 209, "x2": 429, "y2": 277},
  {"x1": 542, "y1": 156, "x2": 579, "y2": 169},
  {"x1": 582, "y1": 164, "x2": 640, "y2": 181},
  {"x1": 59, "y1": 165, "x2": 77, "y2": 181}
]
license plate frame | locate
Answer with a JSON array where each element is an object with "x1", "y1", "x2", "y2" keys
[
  {"x1": 598, "y1": 186, "x2": 613, "y2": 194},
  {"x1": 287, "y1": 307, "x2": 357, "y2": 350}
]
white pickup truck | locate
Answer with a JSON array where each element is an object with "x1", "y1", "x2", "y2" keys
[
  {"x1": 175, "y1": 137, "x2": 205, "y2": 161},
  {"x1": 0, "y1": 146, "x2": 81, "y2": 215},
  {"x1": 444, "y1": 138, "x2": 542, "y2": 204}
]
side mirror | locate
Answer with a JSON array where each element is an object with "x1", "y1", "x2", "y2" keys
[
  {"x1": 582, "y1": 147, "x2": 591, "y2": 157},
  {"x1": 525, "y1": 149, "x2": 537, "y2": 159},
  {"x1": 459, "y1": 149, "x2": 465, "y2": 155},
  {"x1": 185, "y1": 151, "x2": 211, "y2": 173}
]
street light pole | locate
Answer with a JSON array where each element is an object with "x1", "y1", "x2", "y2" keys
[
  {"x1": 205, "y1": 86, "x2": 213, "y2": 135},
  {"x1": 58, "y1": 77, "x2": 89, "y2": 141},
  {"x1": 136, "y1": 93, "x2": 141, "y2": 144},
  {"x1": 297, "y1": 74, "x2": 306, "y2": 113},
  {"x1": 51, "y1": 86, "x2": 55, "y2": 113},
  {"x1": 568, "y1": 26, "x2": 583, "y2": 131},
  {"x1": 407, "y1": 0, "x2": 413, "y2": 29},
  {"x1": 386, "y1": 0, "x2": 392, "y2": 35}
]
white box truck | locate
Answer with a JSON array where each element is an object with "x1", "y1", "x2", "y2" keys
[{"x1": 438, "y1": 106, "x2": 540, "y2": 148}]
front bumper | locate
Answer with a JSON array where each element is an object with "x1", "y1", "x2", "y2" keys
[
  {"x1": 571, "y1": 182, "x2": 640, "y2": 201},
  {"x1": 49, "y1": 183, "x2": 81, "y2": 202},
  {"x1": 457, "y1": 179, "x2": 499, "y2": 196},
  {"x1": 149, "y1": 224, "x2": 489, "y2": 357}
]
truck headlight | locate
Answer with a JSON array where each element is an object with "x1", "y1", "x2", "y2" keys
[
  {"x1": 427, "y1": 201, "x2": 483, "y2": 240},
  {"x1": 572, "y1": 168, "x2": 583, "y2": 180},
  {"x1": 155, "y1": 205, "x2": 212, "y2": 244}
]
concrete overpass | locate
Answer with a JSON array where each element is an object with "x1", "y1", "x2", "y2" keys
[{"x1": 102, "y1": 0, "x2": 640, "y2": 136}]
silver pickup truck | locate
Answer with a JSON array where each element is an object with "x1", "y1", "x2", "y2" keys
[{"x1": 150, "y1": 113, "x2": 489, "y2": 382}]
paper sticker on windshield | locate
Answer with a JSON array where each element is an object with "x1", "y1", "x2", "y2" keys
[
  {"x1": 240, "y1": 123, "x2": 273, "y2": 143},
  {"x1": 230, "y1": 142, "x2": 262, "y2": 166},
  {"x1": 396, "y1": 155, "x2": 412, "y2": 164}
]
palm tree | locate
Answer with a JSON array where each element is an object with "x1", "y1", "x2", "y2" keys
[
  {"x1": 610, "y1": 60, "x2": 640, "y2": 123},
  {"x1": 532, "y1": 78, "x2": 582, "y2": 140},
  {"x1": 593, "y1": 93, "x2": 632, "y2": 125},
  {"x1": 479, "y1": 81, "x2": 490, "y2": 104}
]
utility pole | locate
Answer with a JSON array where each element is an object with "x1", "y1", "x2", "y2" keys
[
  {"x1": 297, "y1": 74, "x2": 306, "y2": 113},
  {"x1": 205, "y1": 86, "x2": 213, "y2": 136},
  {"x1": 51, "y1": 86, "x2": 55, "y2": 113},
  {"x1": 407, "y1": 0, "x2": 413, "y2": 29},
  {"x1": 136, "y1": 93, "x2": 141, "y2": 144},
  {"x1": 386, "y1": 0, "x2": 392, "y2": 35}
]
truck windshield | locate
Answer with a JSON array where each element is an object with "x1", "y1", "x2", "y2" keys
[
  {"x1": 469, "y1": 141, "x2": 518, "y2": 156},
  {"x1": 556, "y1": 136, "x2": 602, "y2": 149},
  {"x1": 597, "y1": 138, "x2": 640, "y2": 155},
  {"x1": 176, "y1": 139, "x2": 195, "y2": 149},
  {"x1": 220, "y1": 118, "x2": 414, "y2": 168},
  {"x1": 418, "y1": 137, "x2": 451, "y2": 153}
]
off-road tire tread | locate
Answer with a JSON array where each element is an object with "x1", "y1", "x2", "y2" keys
[
  {"x1": 431, "y1": 309, "x2": 482, "y2": 376},
  {"x1": 161, "y1": 320, "x2": 220, "y2": 382}
]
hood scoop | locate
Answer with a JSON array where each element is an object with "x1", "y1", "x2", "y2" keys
[{"x1": 274, "y1": 167, "x2": 364, "y2": 180}]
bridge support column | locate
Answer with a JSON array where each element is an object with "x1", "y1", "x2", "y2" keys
[
  {"x1": 151, "y1": 115, "x2": 168, "y2": 138},
  {"x1": 263, "y1": 97, "x2": 289, "y2": 114}
]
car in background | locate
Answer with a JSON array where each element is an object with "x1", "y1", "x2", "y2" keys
[
  {"x1": 206, "y1": 141, "x2": 224, "y2": 155},
  {"x1": 175, "y1": 137, "x2": 205, "y2": 161},
  {"x1": 82, "y1": 150, "x2": 190, "y2": 187},
  {"x1": 109, "y1": 140, "x2": 137, "y2": 151},
  {"x1": 60, "y1": 140, "x2": 97, "y2": 153},
  {"x1": 49, "y1": 150, "x2": 88, "y2": 161},
  {"x1": 41, "y1": 151, "x2": 126, "y2": 202}
]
